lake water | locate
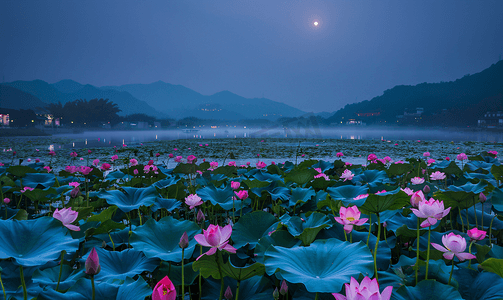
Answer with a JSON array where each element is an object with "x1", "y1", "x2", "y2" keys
[{"x1": 48, "y1": 126, "x2": 503, "y2": 149}]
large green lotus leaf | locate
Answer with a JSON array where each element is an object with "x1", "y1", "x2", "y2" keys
[
  {"x1": 223, "y1": 258, "x2": 266, "y2": 281},
  {"x1": 390, "y1": 280, "x2": 463, "y2": 300},
  {"x1": 289, "y1": 187, "x2": 316, "y2": 207},
  {"x1": 152, "y1": 176, "x2": 180, "y2": 189},
  {"x1": 460, "y1": 208, "x2": 503, "y2": 230},
  {"x1": 103, "y1": 170, "x2": 127, "y2": 181},
  {"x1": 38, "y1": 277, "x2": 151, "y2": 300},
  {"x1": 7, "y1": 165, "x2": 37, "y2": 177},
  {"x1": 448, "y1": 181, "x2": 487, "y2": 193},
  {"x1": 202, "y1": 276, "x2": 273, "y2": 300},
  {"x1": 268, "y1": 186, "x2": 290, "y2": 201},
  {"x1": 312, "y1": 160, "x2": 334, "y2": 172},
  {"x1": 360, "y1": 188, "x2": 410, "y2": 214},
  {"x1": 23, "y1": 187, "x2": 57, "y2": 203},
  {"x1": 197, "y1": 184, "x2": 237, "y2": 210},
  {"x1": 326, "y1": 185, "x2": 368, "y2": 206},
  {"x1": 97, "y1": 186, "x2": 158, "y2": 213},
  {"x1": 158, "y1": 261, "x2": 199, "y2": 286},
  {"x1": 192, "y1": 254, "x2": 266, "y2": 281},
  {"x1": 1, "y1": 261, "x2": 43, "y2": 300},
  {"x1": 386, "y1": 163, "x2": 413, "y2": 177},
  {"x1": 151, "y1": 197, "x2": 182, "y2": 212},
  {"x1": 489, "y1": 244, "x2": 503, "y2": 259},
  {"x1": 87, "y1": 205, "x2": 118, "y2": 222},
  {"x1": 253, "y1": 170, "x2": 284, "y2": 183},
  {"x1": 264, "y1": 238, "x2": 374, "y2": 293},
  {"x1": 479, "y1": 258, "x2": 503, "y2": 278},
  {"x1": 491, "y1": 164, "x2": 503, "y2": 181},
  {"x1": 130, "y1": 216, "x2": 200, "y2": 262},
  {"x1": 463, "y1": 172, "x2": 497, "y2": 186},
  {"x1": 0, "y1": 217, "x2": 79, "y2": 266},
  {"x1": 386, "y1": 212, "x2": 439, "y2": 238},
  {"x1": 284, "y1": 169, "x2": 319, "y2": 186},
  {"x1": 232, "y1": 210, "x2": 278, "y2": 249},
  {"x1": 466, "y1": 161, "x2": 493, "y2": 172},
  {"x1": 454, "y1": 270, "x2": 503, "y2": 300},
  {"x1": 22, "y1": 173, "x2": 56, "y2": 189},
  {"x1": 352, "y1": 170, "x2": 388, "y2": 187},
  {"x1": 255, "y1": 230, "x2": 301, "y2": 264},
  {"x1": 435, "y1": 190, "x2": 477, "y2": 210},
  {"x1": 306, "y1": 177, "x2": 337, "y2": 191},
  {"x1": 491, "y1": 187, "x2": 503, "y2": 213},
  {"x1": 282, "y1": 213, "x2": 333, "y2": 246},
  {"x1": 242, "y1": 179, "x2": 271, "y2": 189},
  {"x1": 82, "y1": 248, "x2": 159, "y2": 280},
  {"x1": 32, "y1": 264, "x2": 85, "y2": 290}
]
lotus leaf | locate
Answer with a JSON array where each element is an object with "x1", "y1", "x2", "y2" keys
[
  {"x1": 263, "y1": 238, "x2": 374, "y2": 293},
  {"x1": 352, "y1": 170, "x2": 388, "y2": 187},
  {"x1": 151, "y1": 197, "x2": 182, "y2": 212},
  {"x1": 231, "y1": 210, "x2": 278, "y2": 249},
  {"x1": 22, "y1": 173, "x2": 56, "y2": 189},
  {"x1": 289, "y1": 187, "x2": 316, "y2": 207},
  {"x1": 282, "y1": 212, "x2": 332, "y2": 245},
  {"x1": 391, "y1": 280, "x2": 463, "y2": 300},
  {"x1": 360, "y1": 188, "x2": 410, "y2": 214},
  {"x1": 454, "y1": 270, "x2": 503, "y2": 300},
  {"x1": 97, "y1": 186, "x2": 158, "y2": 213},
  {"x1": 326, "y1": 185, "x2": 368, "y2": 206},
  {"x1": 197, "y1": 184, "x2": 239, "y2": 210},
  {"x1": 158, "y1": 261, "x2": 199, "y2": 286},
  {"x1": 32, "y1": 264, "x2": 85, "y2": 290},
  {"x1": 202, "y1": 276, "x2": 273, "y2": 300}
]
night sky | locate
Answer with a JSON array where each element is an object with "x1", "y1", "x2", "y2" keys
[{"x1": 1, "y1": 0, "x2": 502, "y2": 113}]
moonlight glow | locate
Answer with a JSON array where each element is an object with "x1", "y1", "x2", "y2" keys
[{"x1": 314, "y1": 21, "x2": 319, "y2": 26}]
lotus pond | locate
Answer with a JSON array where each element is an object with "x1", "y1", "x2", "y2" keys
[{"x1": 0, "y1": 137, "x2": 503, "y2": 300}]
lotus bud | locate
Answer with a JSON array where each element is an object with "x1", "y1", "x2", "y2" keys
[
  {"x1": 152, "y1": 276, "x2": 176, "y2": 300},
  {"x1": 383, "y1": 221, "x2": 387, "y2": 228},
  {"x1": 197, "y1": 209, "x2": 205, "y2": 223},
  {"x1": 479, "y1": 192, "x2": 487, "y2": 203},
  {"x1": 273, "y1": 287, "x2": 279, "y2": 300},
  {"x1": 224, "y1": 286, "x2": 233, "y2": 300},
  {"x1": 280, "y1": 280, "x2": 288, "y2": 295},
  {"x1": 3, "y1": 197, "x2": 10, "y2": 204},
  {"x1": 423, "y1": 185, "x2": 430, "y2": 194},
  {"x1": 70, "y1": 187, "x2": 80, "y2": 198},
  {"x1": 179, "y1": 231, "x2": 189, "y2": 249},
  {"x1": 85, "y1": 247, "x2": 101, "y2": 275}
]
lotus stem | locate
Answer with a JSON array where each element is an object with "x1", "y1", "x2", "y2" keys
[
  {"x1": 56, "y1": 250, "x2": 66, "y2": 291},
  {"x1": 350, "y1": 231, "x2": 353, "y2": 243},
  {"x1": 91, "y1": 275, "x2": 96, "y2": 300},
  {"x1": 465, "y1": 208, "x2": 470, "y2": 230},
  {"x1": 481, "y1": 203, "x2": 484, "y2": 230},
  {"x1": 459, "y1": 207, "x2": 464, "y2": 233},
  {"x1": 232, "y1": 198, "x2": 235, "y2": 225},
  {"x1": 199, "y1": 245, "x2": 203, "y2": 300},
  {"x1": 366, "y1": 214, "x2": 371, "y2": 247},
  {"x1": 216, "y1": 251, "x2": 224, "y2": 300},
  {"x1": 425, "y1": 225, "x2": 431, "y2": 280},
  {"x1": 0, "y1": 271, "x2": 6, "y2": 300},
  {"x1": 490, "y1": 214, "x2": 497, "y2": 247},
  {"x1": 415, "y1": 218, "x2": 420, "y2": 285},
  {"x1": 181, "y1": 248, "x2": 185, "y2": 300},
  {"x1": 20, "y1": 265, "x2": 27, "y2": 300},
  {"x1": 109, "y1": 233, "x2": 115, "y2": 251},
  {"x1": 468, "y1": 241, "x2": 475, "y2": 268},
  {"x1": 85, "y1": 176, "x2": 89, "y2": 207},
  {"x1": 138, "y1": 208, "x2": 142, "y2": 226},
  {"x1": 315, "y1": 292, "x2": 319, "y2": 300},
  {"x1": 344, "y1": 230, "x2": 347, "y2": 242},
  {"x1": 374, "y1": 213, "x2": 381, "y2": 281},
  {"x1": 235, "y1": 280, "x2": 240, "y2": 300},
  {"x1": 448, "y1": 259, "x2": 455, "y2": 285},
  {"x1": 473, "y1": 197, "x2": 478, "y2": 229}
]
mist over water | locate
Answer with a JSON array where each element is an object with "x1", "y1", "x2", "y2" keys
[{"x1": 45, "y1": 126, "x2": 503, "y2": 149}]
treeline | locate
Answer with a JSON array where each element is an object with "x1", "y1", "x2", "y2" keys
[{"x1": 47, "y1": 98, "x2": 122, "y2": 127}]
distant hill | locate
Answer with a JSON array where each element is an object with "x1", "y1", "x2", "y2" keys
[
  {"x1": 0, "y1": 85, "x2": 47, "y2": 110},
  {"x1": 101, "y1": 81, "x2": 305, "y2": 120},
  {"x1": 327, "y1": 61, "x2": 503, "y2": 126}
]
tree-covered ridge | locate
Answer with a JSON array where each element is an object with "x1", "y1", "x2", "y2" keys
[{"x1": 47, "y1": 99, "x2": 122, "y2": 127}]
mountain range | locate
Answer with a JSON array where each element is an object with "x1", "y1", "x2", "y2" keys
[{"x1": 0, "y1": 79, "x2": 306, "y2": 120}]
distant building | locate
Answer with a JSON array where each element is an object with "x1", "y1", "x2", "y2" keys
[
  {"x1": 478, "y1": 111, "x2": 503, "y2": 128},
  {"x1": 0, "y1": 113, "x2": 10, "y2": 126},
  {"x1": 396, "y1": 107, "x2": 424, "y2": 124}
]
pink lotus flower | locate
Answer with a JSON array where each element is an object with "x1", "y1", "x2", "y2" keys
[
  {"x1": 35, "y1": 159, "x2": 40, "y2": 163},
  {"x1": 256, "y1": 161, "x2": 266, "y2": 169},
  {"x1": 130, "y1": 158, "x2": 138, "y2": 166},
  {"x1": 69, "y1": 182, "x2": 80, "y2": 188},
  {"x1": 224, "y1": 286, "x2": 233, "y2": 300},
  {"x1": 133, "y1": 169, "x2": 139, "y2": 175},
  {"x1": 410, "y1": 190, "x2": 425, "y2": 208},
  {"x1": 93, "y1": 159, "x2": 100, "y2": 166},
  {"x1": 174, "y1": 148, "x2": 178, "y2": 151},
  {"x1": 346, "y1": 162, "x2": 353, "y2": 166},
  {"x1": 456, "y1": 153, "x2": 468, "y2": 161},
  {"x1": 27, "y1": 158, "x2": 32, "y2": 162},
  {"x1": 205, "y1": 144, "x2": 209, "y2": 146},
  {"x1": 175, "y1": 156, "x2": 183, "y2": 163},
  {"x1": 411, "y1": 177, "x2": 424, "y2": 185},
  {"x1": 228, "y1": 161, "x2": 236, "y2": 167},
  {"x1": 367, "y1": 153, "x2": 377, "y2": 161},
  {"x1": 314, "y1": 173, "x2": 330, "y2": 181},
  {"x1": 354, "y1": 194, "x2": 368, "y2": 200},
  {"x1": 101, "y1": 163, "x2": 111, "y2": 171},
  {"x1": 479, "y1": 192, "x2": 487, "y2": 203},
  {"x1": 185, "y1": 194, "x2": 203, "y2": 209},
  {"x1": 152, "y1": 276, "x2": 176, "y2": 300},
  {"x1": 334, "y1": 206, "x2": 368, "y2": 234},
  {"x1": 314, "y1": 168, "x2": 322, "y2": 173},
  {"x1": 401, "y1": 187, "x2": 414, "y2": 196},
  {"x1": 148, "y1": 160, "x2": 154, "y2": 165},
  {"x1": 187, "y1": 155, "x2": 197, "y2": 164},
  {"x1": 430, "y1": 171, "x2": 446, "y2": 181},
  {"x1": 48, "y1": 150, "x2": 56, "y2": 156},
  {"x1": 43, "y1": 166, "x2": 52, "y2": 173},
  {"x1": 427, "y1": 158, "x2": 435, "y2": 165},
  {"x1": 194, "y1": 224, "x2": 237, "y2": 259},
  {"x1": 88, "y1": 150, "x2": 92, "y2": 154},
  {"x1": 336, "y1": 152, "x2": 344, "y2": 157},
  {"x1": 488, "y1": 150, "x2": 498, "y2": 156},
  {"x1": 209, "y1": 161, "x2": 218, "y2": 169},
  {"x1": 375, "y1": 190, "x2": 387, "y2": 194},
  {"x1": 467, "y1": 228, "x2": 487, "y2": 241},
  {"x1": 21, "y1": 186, "x2": 34, "y2": 193},
  {"x1": 168, "y1": 153, "x2": 174, "y2": 158},
  {"x1": 431, "y1": 232, "x2": 476, "y2": 261},
  {"x1": 340, "y1": 169, "x2": 354, "y2": 181},
  {"x1": 155, "y1": 152, "x2": 160, "y2": 157},
  {"x1": 234, "y1": 190, "x2": 248, "y2": 200},
  {"x1": 53, "y1": 207, "x2": 80, "y2": 231},
  {"x1": 411, "y1": 198, "x2": 451, "y2": 227},
  {"x1": 3, "y1": 198, "x2": 10, "y2": 204},
  {"x1": 332, "y1": 276, "x2": 393, "y2": 300},
  {"x1": 65, "y1": 166, "x2": 79, "y2": 174},
  {"x1": 423, "y1": 152, "x2": 430, "y2": 157},
  {"x1": 111, "y1": 155, "x2": 118, "y2": 161},
  {"x1": 231, "y1": 181, "x2": 240, "y2": 189},
  {"x1": 445, "y1": 157, "x2": 450, "y2": 161},
  {"x1": 70, "y1": 151, "x2": 78, "y2": 158},
  {"x1": 79, "y1": 166, "x2": 93, "y2": 175},
  {"x1": 301, "y1": 154, "x2": 305, "y2": 157},
  {"x1": 196, "y1": 170, "x2": 203, "y2": 175},
  {"x1": 85, "y1": 247, "x2": 101, "y2": 275},
  {"x1": 383, "y1": 156, "x2": 393, "y2": 163}
]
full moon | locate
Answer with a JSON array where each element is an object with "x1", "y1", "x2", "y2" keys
[{"x1": 314, "y1": 21, "x2": 319, "y2": 26}]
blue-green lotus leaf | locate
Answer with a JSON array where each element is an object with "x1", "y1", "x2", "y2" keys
[
  {"x1": 104, "y1": 170, "x2": 127, "y2": 181},
  {"x1": 327, "y1": 185, "x2": 368, "y2": 206},
  {"x1": 82, "y1": 248, "x2": 159, "y2": 280},
  {"x1": 1, "y1": 260, "x2": 44, "y2": 300},
  {"x1": 268, "y1": 186, "x2": 290, "y2": 201},
  {"x1": 312, "y1": 160, "x2": 334, "y2": 172},
  {"x1": 352, "y1": 170, "x2": 388, "y2": 187},
  {"x1": 202, "y1": 276, "x2": 273, "y2": 300},
  {"x1": 264, "y1": 238, "x2": 374, "y2": 293},
  {"x1": 232, "y1": 210, "x2": 278, "y2": 249},
  {"x1": 0, "y1": 217, "x2": 79, "y2": 266},
  {"x1": 32, "y1": 264, "x2": 85, "y2": 290},
  {"x1": 255, "y1": 230, "x2": 300, "y2": 264},
  {"x1": 386, "y1": 212, "x2": 440, "y2": 237},
  {"x1": 454, "y1": 269, "x2": 503, "y2": 300},
  {"x1": 151, "y1": 197, "x2": 182, "y2": 212},
  {"x1": 463, "y1": 172, "x2": 497, "y2": 186},
  {"x1": 130, "y1": 216, "x2": 200, "y2": 262},
  {"x1": 253, "y1": 170, "x2": 283, "y2": 182},
  {"x1": 7, "y1": 165, "x2": 38, "y2": 177},
  {"x1": 360, "y1": 188, "x2": 410, "y2": 214},
  {"x1": 159, "y1": 261, "x2": 199, "y2": 286},
  {"x1": 448, "y1": 181, "x2": 487, "y2": 193},
  {"x1": 460, "y1": 208, "x2": 503, "y2": 230},
  {"x1": 436, "y1": 190, "x2": 479, "y2": 210},
  {"x1": 197, "y1": 184, "x2": 237, "y2": 210},
  {"x1": 22, "y1": 173, "x2": 56, "y2": 189},
  {"x1": 302, "y1": 190, "x2": 328, "y2": 212},
  {"x1": 95, "y1": 226, "x2": 132, "y2": 248},
  {"x1": 97, "y1": 186, "x2": 158, "y2": 213},
  {"x1": 465, "y1": 161, "x2": 494, "y2": 172},
  {"x1": 152, "y1": 176, "x2": 180, "y2": 188},
  {"x1": 289, "y1": 187, "x2": 316, "y2": 207},
  {"x1": 390, "y1": 280, "x2": 463, "y2": 300},
  {"x1": 490, "y1": 187, "x2": 503, "y2": 213},
  {"x1": 282, "y1": 213, "x2": 333, "y2": 246},
  {"x1": 489, "y1": 244, "x2": 503, "y2": 259}
]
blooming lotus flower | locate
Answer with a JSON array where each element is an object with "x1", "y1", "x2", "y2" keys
[
  {"x1": 340, "y1": 169, "x2": 354, "y2": 181},
  {"x1": 410, "y1": 190, "x2": 425, "y2": 208},
  {"x1": 185, "y1": 194, "x2": 203, "y2": 209},
  {"x1": 130, "y1": 158, "x2": 138, "y2": 166},
  {"x1": 467, "y1": 228, "x2": 487, "y2": 241},
  {"x1": 234, "y1": 190, "x2": 248, "y2": 200},
  {"x1": 93, "y1": 159, "x2": 100, "y2": 166},
  {"x1": 85, "y1": 247, "x2": 101, "y2": 275},
  {"x1": 367, "y1": 153, "x2": 377, "y2": 161},
  {"x1": 187, "y1": 155, "x2": 197, "y2": 164},
  {"x1": 111, "y1": 155, "x2": 118, "y2": 161},
  {"x1": 336, "y1": 152, "x2": 344, "y2": 157},
  {"x1": 488, "y1": 150, "x2": 498, "y2": 156},
  {"x1": 354, "y1": 194, "x2": 368, "y2": 200},
  {"x1": 48, "y1": 150, "x2": 56, "y2": 156},
  {"x1": 78, "y1": 166, "x2": 93, "y2": 175},
  {"x1": 411, "y1": 177, "x2": 424, "y2": 185},
  {"x1": 423, "y1": 152, "x2": 430, "y2": 157},
  {"x1": 401, "y1": 187, "x2": 414, "y2": 196},
  {"x1": 43, "y1": 166, "x2": 52, "y2": 173},
  {"x1": 209, "y1": 161, "x2": 218, "y2": 169},
  {"x1": 65, "y1": 166, "x2": 79, "y2": 174},
  {"x1": 101, "y1": 163, "x2": 111, "y2": 171},
  {"x1": 69, "y1": 182, "x2": 80, "y2": 188},
  {"x1": 383, "y1": 156, "x2": 393, "y2": 163},
  {"x1": 427, "y1": 158, "x2": 435, "y2": 165},
  {"x1": 314, "y1": 173, "x2": 330, "y2": 181},
  {"x1": 231, "y1": 181, "x2": 240, "y2": 189},
  {"x1": 152, "y1": 276, "x2": 176, "y2": 300},
  {"x1": 334, "y1": 206, "x2": 368, "y2": 234},
  {"x1": 175, "y1": 156, "x2": 182, "y2": 163},
  {"x1": 133, "y1": 169, "x2": 139, "y2": 175},
  {"x1": 168, "y1": 153, "x2": 174, "y2": 158},
  {"x1": 332, "y1": 276, "x2": 393, "y2": 300},
  {"x1": 155, "y1": 152, "x2": 160, "y2": 157},
  {"x1": 194, "y1": 224, "x2": 237, "y2": 259},
  {"x1": 53, "y1": 207, "x2": 80, "y2": 231},
  {"x1": 256, "y1": 161, "x2": 266, "y2": 169},
  {"x1": 456, "y1": 153, "x2": 468, "y2": 161},
  {"x1": 411, "y1": 198, "x2": 451, "y2": 227},
  {"x1": 431, "y1": 232, "x2": 476, "y2": 261},
  {"x1": 70, "y1": 151, "x2": 78, "y2": 158},
  {"x1": 228, "y1": 161, "x2": 236, "y2": 167},
  {"x1": 21, "y1": 187, "x2": 34, "y2": 193},
  {"x1": 314, "y1": 168, "x2": 322, "y2": 173},
  {"x1": 430, "y1": 171, "x2": 446, "y2": 180}
]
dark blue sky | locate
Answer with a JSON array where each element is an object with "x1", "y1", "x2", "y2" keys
[{"x1": 1, "y1": 0, "x2": 502, "y2": 112}]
